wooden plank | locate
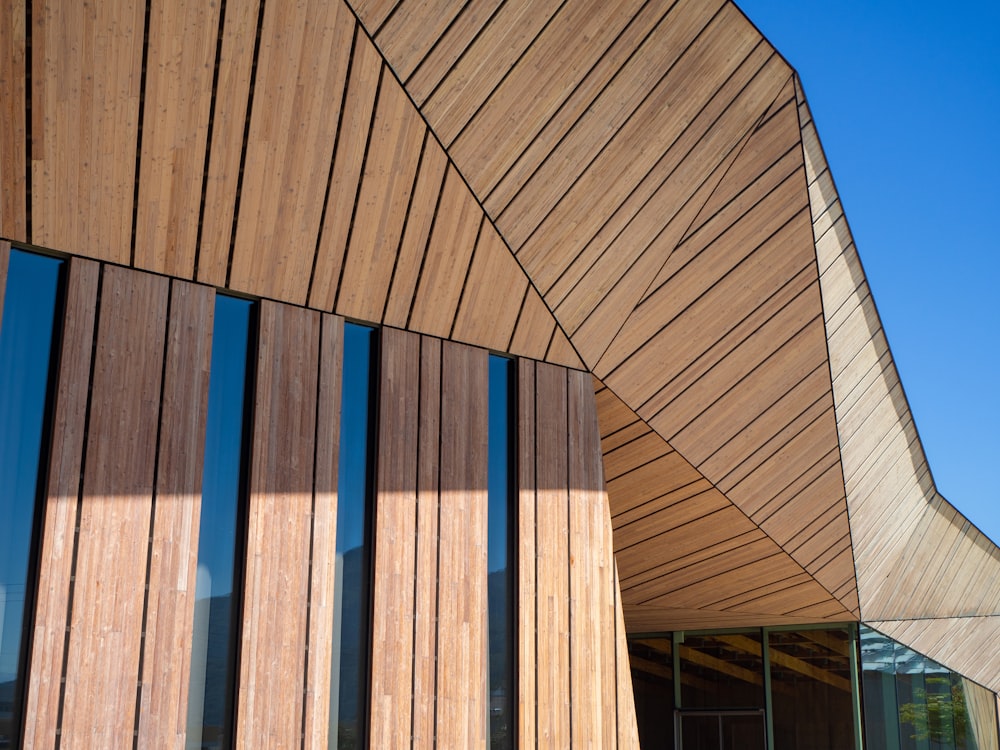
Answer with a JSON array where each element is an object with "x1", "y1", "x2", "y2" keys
[
  {"x1": 600, "y1": 179, "x2": 810, "y2": 406},
  {"x1": 568, "y1": 370, "x2": 606, "y2": 745},
  {"x1": 498, "y1": 3, "x2": 760, "y2": 251},
  {"x1": 407, "y1": 164, "x2": 482, "y2": 338},
  {"x1": 308, "y1": 30, "x2": 382, "y2": 311},
  {"x1": 22, "y1": 258, "x2": 100, "y2": 748},
  {"x1": 451, "y1": 225, "x2": 528, "y2": 352},
  {"x1": 436, "y1": 341, "x2": 489, "y2": 747},
  {"x1": 134, "y1": 0, "x2": 220, "y2": 277},
  {"x1": 412, "y1": 335, "x2": 442, "y2": 746},
  {"x1": 196, "y1": 0, "x2": 261, "y2": 287},
  {"x1": 405, "y1": 0, "x2": 505, "y2": 104},
  {"x1": 229, "y1": 0, "x2": 355, "y2": 303},
  {"x1": 31, "y1": 0, "x2": 144, "y2": 261},
  {"x1": 60, "y1": 266, "x2": 169, "y2": 747},
  {"x1": 137, "y1": 281, "x2": 214, "y2": 747},
  {"x1": 336, "y1": 79, "x2": 425, "y2": 323},
  {"x1": 351, "y1": 0, "x2": 400, "y2": 32},
  {"x1": 235, "y1": 301, "x2": 320, "y2": 748},
  {"x1": 550, "y1": 50, "x2": 788, "y2": 342},
  {"x1": 376, "y1": 0, "x2": 466, "y2": 81},
  {"x1": 447, "y1": 0, "x2": 647, "y2": 190},
  {"x1": 534, "y1": 362, "x2": 570, "y2": 747},
  {"x1": 515, "y1": 27, "x2": 779, "y2": 297},
  {"x1": 303, "y1": 313, "x2": 344, "y2": 750},
  {"x1": 517, "y1": 359, "x2": 537, "y2": 749},
  {"x1": 370, "y1": 327, "x2": 420, "y2": 748},
  {"x1": 381, "y1": 138, "x2": 449, "y2": 328},
  {"x1": 482, "y1": 0, "x2": 688, "y2": 214},
  {"x1": 508, "y1": 285, "x2": 556, "y2": 362},
  {"x1": 545, "y1": 327, "x2": 585, "y2": 370},
  {"x1": 419, "y1": 0, "x2": 561, "y2": 129},
  {"x1": 0, "y1": 5, "x2": 27, "y2": 241}
]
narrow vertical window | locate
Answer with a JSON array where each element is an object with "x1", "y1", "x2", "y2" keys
[
  {"x1": 330, "y1": 323, "x2": 377, "y2": 749},
  {"x1": 488, "y1": 354, "x2": 515, "y2": 749},
  {"x1": 0, "y1": 249, "x2": 64, "y2": 749},
  {"x1": 186, "y1": 295, "x2": 255, "y2": 750}
]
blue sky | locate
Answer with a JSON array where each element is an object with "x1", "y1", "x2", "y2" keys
[{"x1": 735, "y1": 1, "x2": 1000, "y2": 542}]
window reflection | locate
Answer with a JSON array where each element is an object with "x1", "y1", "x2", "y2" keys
[
  {"x1": 488, "y1": 355, "x2": 515, "y2": 749},
  {"x1": 0, "y1": 249, "x2": 64, "y2": 749},
  {"x1": 186, "y1": 295, "x2": 255, "y2": 750},
  {"x1": 330, "y1": 323, "x2": 376, "y2": 749}
]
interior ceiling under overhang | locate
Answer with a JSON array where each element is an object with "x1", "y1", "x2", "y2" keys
[{"x1": 3, "y1": 0, "x2": 999, "y2": 660}]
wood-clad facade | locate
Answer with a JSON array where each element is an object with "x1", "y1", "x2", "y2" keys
[{"x1": 0, "y1": 0, "x2": 997, "y2": 748}]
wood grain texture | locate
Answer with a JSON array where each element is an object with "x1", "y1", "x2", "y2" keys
[
  {"x1": 380, "y1": 138, "x2": 449, "y2": 328},
  {"x1": 309, "y1": 29, "x2": 382, "y2": 311},
  {"x1": 436, "y1": 340, "x2": 489, "y2": 748},
  {"x1": 137, "y1": 281, "x2": 214, "y2": 749},
  {"x1": 407, "y1": 164, "x2": 482, "y2": 338},
  {"x1": 60, "y1": 266, "x2": 169, "y2": 747},
  {"x1": 302, "y1": 313, "x2": 343, "y2": 750},
  {"x1": 229, "y1": 0, "x2": 355, "y2": 303},
  {"x1": 517, "y1": 358, "x2": 537, "y2": 748},
  {"x1": 236, "y1": 301, "x2": 320, "y2": 748},
  {"x1": 22, "y1": 258, "x2": 100, "y2": 748},
  {"x1": 411, "y1": 335, "x2": 442, "y2": 746},
  {"x1": 0, "y1": 5, "x2": 27, "y2": 241},
  {"x1": 369, "y1": 327, "x2": 420, "y2": 748},
  {"x1": 375, "y1": 0, "x2": 466, "y2": 82},
  {"x1": 336, "y1": 79, "x2": 425, "y2": 323},
  {"x1": 196, "y1": 0, "x2": 261, "y2": 287},
  {"x1": 133, "y1": 0, "x2": 219, "y2": 277},
  {"x1": 31, "y1": 0, "x2": 144, "y2": 261},
  {"x1": 534, "y1": 362, "x2": 570, "y2": 746},
  {"x1": 451, "y1": 225, "x2": 528, "y2": 353}
]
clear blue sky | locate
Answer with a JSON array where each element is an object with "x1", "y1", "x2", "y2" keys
[{"x1": 736, "y1": 1, "x2": 1000, "y2": 543}]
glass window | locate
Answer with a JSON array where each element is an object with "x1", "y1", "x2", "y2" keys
[
  {"x1": 186, "y1": 295, "x2": 255, "y2": 750},
  {"x1": 329, "y1": 323, "x2": 377, "y2": 749},
  {"x1": 629, "y1": 637, "x2": 675, "y2": 749},
  {"x1": 860, "y1": 625, "x2": 1000, "y2": 750},
  {"x1": 768, "y1": 628, "x2": 856, "y2": 750},
  {"x1": 0, "y1": 249, "x2": 64, "y2": 749},
  {"x1": 488, "y1": 354, "x2": 515, "y2": 749},
  {"x1": 679, "y1": 631, "x2": 765, "y2": 709}
]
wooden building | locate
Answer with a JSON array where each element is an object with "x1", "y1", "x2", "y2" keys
[{"x1": 0, "y1": 0, "x2": 997, "y2": 747}]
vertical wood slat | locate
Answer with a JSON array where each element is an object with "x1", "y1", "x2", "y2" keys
[
  {"x1": 137, "y1": 281, "x2": 214, "y2": 747},
  {"x1": 236, "y1": 301, "x2": 320, "y2": 748},
  {"x1": 228, "y1": 0, "x2": 355, "y2": 304},
  {"x1": 615, "y1": 564, "x2": 641, "y2": 749},
  {"x1": 22, "y1": 257, "x2": 100, "y2": 748},
  {"x1": 517, "y1": 359, "x2": 537, "y2": 748},
  {"x1": 303, "y1": 313, "x2": 344, "y2": 749},
  {"x1": 133, "y1": 0, "x2": 220, "y2": 277},
  {"x1": 407, "y1": 164, "x2": 483, "y2": 338},
  {"x1": 60, "y1": 266, "x2": 169, "y2": 746},
  {"x1": 0, "y1": 4, "x2": 27, "y2": 241},
  {"x1": 196, "y1": 0, "x2": 261, "y2": 287},
  {"x1": 308, "y1": 30, "x2": 382, "y2": 311},
  {"x1": 335, "y1": 80, "x2": 426, "y2": 324},
  {"x1": 31, "y1": 0, "x2": 144, "y2": 262},
  {"x1": 534, "y1": 362, "x2": 570, "y2": 746},
  {"x1": 436, "y1": 341, "x2": 489, "y2": 748},
  {"x1": 411, "y1": 335, "x2": 442, "y2": 745},
  {"x1": 370, "y1": 328, "x2": 420, "y2": 747}
]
